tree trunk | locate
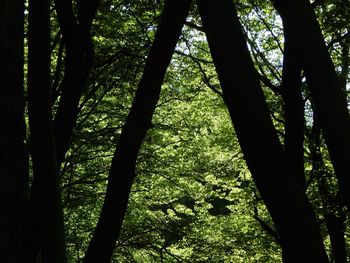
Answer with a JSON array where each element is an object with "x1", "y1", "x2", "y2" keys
[
  {"x1": 309, "y1": 118, "x2": 347, "y2": 263},
  {"x1": 281, "y1": 31, "x2": 305, "y2": 189},
  {"x1": 0, "y1": 1, "x2": 27, "y2": 262},
  {"x1": 83, "y1": 0, "x2": 191, "y2": 262},
  {"x1": 25, "y1": 0, "x2": 67, "y2": 262},
  {"x1": 196, "y1": 0, "x2": 328, "y2": 262},
  {"x1": 326, "y1": 213, "x2": 347, "y2": 263},
  {"x1": 273, "y1": 0, "x2": 350, "y2": 214},
  {"x1": 53, "y1": 0, "x2": 100, "y2": 167}
]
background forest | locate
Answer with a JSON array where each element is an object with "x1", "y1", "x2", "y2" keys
[{"x1": 1, "y1": 0, "x2": 350, "y2": 262}]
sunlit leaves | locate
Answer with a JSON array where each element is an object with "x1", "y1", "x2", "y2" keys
[{"x1": 60, "y1": 0, "x2": 350, "y2": 262}]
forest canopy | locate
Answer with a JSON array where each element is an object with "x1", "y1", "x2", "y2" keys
[{"x1": 0, "y1": 0, "x2": 350, "y2": 262}]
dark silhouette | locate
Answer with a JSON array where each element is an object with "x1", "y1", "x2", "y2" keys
[
  {"x1": 83, "y1": 0, "x2": 191, "y2": 261},
  {"x1": 196, "y1": 0, "x2": 328, "y2": 261},
  {"x1": 0, "y1": 1, "x2": 27, "y2": 262}
]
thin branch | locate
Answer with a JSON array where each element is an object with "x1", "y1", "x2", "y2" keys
[
  {"x1": 252, "y1": 4, "x2": 283, "y2": 53},
  {"x1": 327, "y1": 32, "x2": 350, "y2": 50},
  {"x1": 311, "y1": 0, "x2": 326, "y2": 9},
  {"x1": 253, "y1": 215, "x2": 281, "y2": 245},
  {"x1": 184, "y1": 21, "x2": 204, "y2": 32}
]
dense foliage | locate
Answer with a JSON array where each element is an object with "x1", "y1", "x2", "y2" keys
[
  {"x1": 1, "y1": 0, "x2": 349, "y2": 262},
  {"x1": 59, "y1": 0, "x2": 350, "y2": 262}
]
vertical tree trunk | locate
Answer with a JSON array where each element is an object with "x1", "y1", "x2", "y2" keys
[
  {"x1": 83, "y1": 0, "x2": 191, "y2": 262},
  {"x1": 326, "y1": 213, "x2": 347, "y2": 263},
  {"x1": 310, "y1": 116, "x2": 347, "y2": 263},
  {"x1": 273, "y1": 0, "x2": 350, "y2": 214},
  {"x1": 281, "y1": 32, "x2": 305, "y2": 189},
  {"x1": 196, "y1": 0, "x2": 328, "y2": 262},
  {"x1": 0, "y1": 1, "x2": 27, "y2": 262},
  {"x1": 25, "y1": 0, "x2": 67, "y2": 262},
  {"x1": 53, "y1": 0, "x2": 99, "y2": 166}
]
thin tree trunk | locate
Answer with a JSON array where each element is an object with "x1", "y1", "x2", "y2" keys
[
  {"x1": 25, "y1": 0, "x2": 67, "y2": 262},
  {"x1": 309, "y1": 114, "x2": 347, "y2": 263},
  {"x1": 53, "y1": 0, "x2": 99, "y2": 167},
  {"x1": 281, "y1": 32, "x2": 305, "y2": 189},
  {"x1": 83, "y1": 1, "x2": 191, "y2": 262},
  {"x1": 196, "y1": 0, "x2": 328, "y2": 262},
  {"x1": 326, "y1": 213, "x2": 347, "y2": 263},
  {"x1": 273, "y1": 0, "x2": 350, "y2": 214},
  {"x1": 0, "y1": 1, "x2": 27, "y2": 262}
]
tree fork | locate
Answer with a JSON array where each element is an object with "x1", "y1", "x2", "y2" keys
[{"x1": 53, "y1": 0, "x2": 100, "y2": 167}]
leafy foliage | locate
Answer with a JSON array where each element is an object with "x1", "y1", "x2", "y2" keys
[{"x1": 23, "y1": 0, "x2": 350, "y2": 261}]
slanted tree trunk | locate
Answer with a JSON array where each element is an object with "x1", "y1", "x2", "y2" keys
[
  {"x1": 273, "y1": 0, "x2": 350, "y2": 214},
  {"x1": 83, "y1": 0, "x2": 191, "y2": 262},
  {"x1": 196, "y1": 0, "x2": 328, "y2": 262},
  {"x1": 0, "y1": 1, "x2": 27, "y2": 262},
  {"x1": 25, "y1": 0, "x2": 67, "y2": 262}
]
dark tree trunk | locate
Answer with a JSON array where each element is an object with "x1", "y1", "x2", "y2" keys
[
  {"x1": 281, "y1": 31, "x2": 305, "y2": 189},
  {"x1": 309, "y1": 117, "x2": 347, "y2": 263},
  {"x1": 83, "y1": 0, "x2": 191, "y2": 262},
  {"x1": 273, "y1": 0, "x2": 350, "y2": 214},
  {"x1": 25, "y1": 0, "x2": 67, "y2": 262},
  {"x1": 0, "y1": 1, "x2": 28, "y2": 262},
  {"x1": 326, "y1": 213, "x2": 347, "y2": 263},
  {"x1": 53, "y1": 0, "x2": 99, "y2": 166},
  {"x1": 196, "y1": 0, "x2": 328, "y2": 262}
]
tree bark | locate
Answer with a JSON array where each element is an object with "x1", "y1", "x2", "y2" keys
[
  {"x1": 273, "y1": 0, "x2": 350, "y2": 214},
  {"x1": 83, "y1": 0, "x2": 191, "y2": 262},
  {"x1": 0, "y1": 1, "x2": 27, "y2": 262},
  {"x1": 196, "y1": 0, "x2": 328, "y2": 262},
  {"x1": 25, "y1": 0, "x2": 67, "y2": 262}
]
